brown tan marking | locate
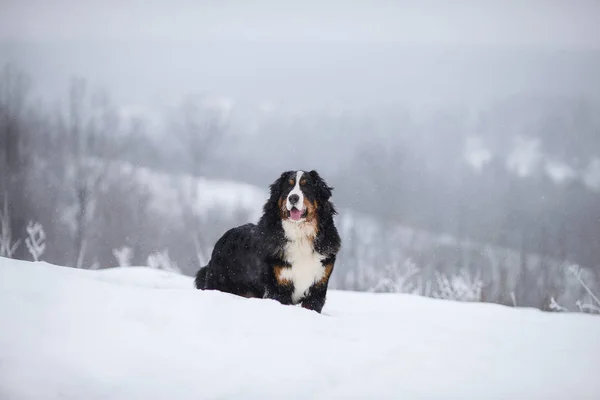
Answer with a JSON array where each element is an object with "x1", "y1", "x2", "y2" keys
[
  {"x1": 318, "y1": 263, "x2": 334, "y2": 286},
  {"x1": 274, "y1": 265, "x2": 292, "y2": 285},
  {"x1": 278, "y1": 197, "x2": 287, "y2": 218},
  {"x1": 303, "y1": 198, "x2": 317, "y2": 220}
]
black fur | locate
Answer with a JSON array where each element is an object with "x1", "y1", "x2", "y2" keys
[{"x1": 195, "y1": 170, "x2": 341, "y2": 313}]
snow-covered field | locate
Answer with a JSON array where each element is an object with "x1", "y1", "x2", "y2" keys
[{"x1": 1, "y1": 258, "x2": 599, "y2": 399}]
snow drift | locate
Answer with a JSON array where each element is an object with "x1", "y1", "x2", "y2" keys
[{"x1": 1, "y1": 258, "x2": 599, "y2": 399}]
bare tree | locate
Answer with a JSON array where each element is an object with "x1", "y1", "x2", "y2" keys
[
  {"x1": 170, "y1": 96, "x2": 227, "y2": 267},
  {"x1": 173, "y1": 96, "x2": 225, "y2": 178},
  {"x1": 0, "y1": 65, "x2": 32, "y2": 259},
  {"x1": 65, "y1": 77, "x2": 118, "y2": 268},
  {"x1": 0, "y1": 195, "x2": 20, "y2": 257}
]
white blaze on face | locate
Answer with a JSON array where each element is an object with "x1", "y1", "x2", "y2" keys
[{"x1": 286, "y1": 171, "x2": 305, "y2": 211}]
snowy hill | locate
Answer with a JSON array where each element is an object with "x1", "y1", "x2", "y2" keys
[
  {"x1": 127, "y1": 162, "x2": 268, "y2": 222},
  {"x1": 1, "y1": 258, "x2": 599, "y2": 399},
  {"x1": 44, "y1": 160, "x2": 595, "y2": 310}
]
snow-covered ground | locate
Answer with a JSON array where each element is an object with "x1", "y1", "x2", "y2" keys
[{"x1": 1, "y1": 258, "x2": 599, "y2": 399}]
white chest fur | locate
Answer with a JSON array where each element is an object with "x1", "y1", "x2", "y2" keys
[{"x1": 281, "y1": 220, "x2": 325, "y2": 303}]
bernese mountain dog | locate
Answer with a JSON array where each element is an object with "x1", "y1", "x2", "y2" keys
[{"x1": 194, "y1": 170, "x2": 341, "y2": 313}]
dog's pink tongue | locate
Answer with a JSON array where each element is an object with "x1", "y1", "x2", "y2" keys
[{"x1": 290, "y1": 208, "x2": 303, "y2": 221}]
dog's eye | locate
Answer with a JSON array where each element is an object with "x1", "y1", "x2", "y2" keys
[
  {"x1": 300, "y1": 180, "x2": 306, "y2": 185},
  {"x1": 289, "y1": 179, "x2": 295, "y2": 186}
]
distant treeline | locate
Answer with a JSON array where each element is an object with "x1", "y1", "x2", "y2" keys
[{"x1": 1, "y1": 64, "x2": 599, "y2": 313}]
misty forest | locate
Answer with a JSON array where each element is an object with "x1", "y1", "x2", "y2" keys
[{"x1": 1, "y1": 42, "x2": 599, "y2": 314}]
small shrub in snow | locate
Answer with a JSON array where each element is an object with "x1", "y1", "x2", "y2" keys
[
  {"x1": 369, "y1": 258, "x2": 422, "y2": 294},
  {"x1": 548, "y1": 297, "x2": 570, "y2": 312},
  {"x1": 147, "y1": 249, "x2": 181, "y2": 274},
  {"x1": 574, "y1": 300, "x2": 600, "y2": 314},
  {"x1": 193, "y1": 233, "x2": 209, "y2": 267},
  {"x1": 550, "y1": 265, "x2": 600, "y2": 314},
  {"x1": 433, "y1": 269, "x2": 483, "y2": 302},
  {"x1": 113, "y1": 246, "x2": 133, "y2": 267},
  {"x1": 25, "y1": 221, "x2": 46, "y2": 261},
  {"x1": 510, "y1": 292, "x2": 518, "y2": 307}
]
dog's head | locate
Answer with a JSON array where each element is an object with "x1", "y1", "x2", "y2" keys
[{"x1": 268, "y1": 170, "x2": 333, "y2": 223}]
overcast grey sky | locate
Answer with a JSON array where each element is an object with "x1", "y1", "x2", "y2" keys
[
  {"x1": 2, "y1": 0, "x2": 600, "y2": 48},
  {"x1": 1, "y1": 0, "x2": 599, "y2": 117}
]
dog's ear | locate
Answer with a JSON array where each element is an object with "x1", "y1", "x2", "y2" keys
[
  {"x1": 268, "y1": 171, "x2": 290, "y2": 202},
  {"x1": 309, "y1": 170, "x2": 333, "y2": 201}
]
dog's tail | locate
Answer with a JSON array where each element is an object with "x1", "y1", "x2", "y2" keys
[{"x1": 194, "y1": 265, "x2": 209, "y2": 289}]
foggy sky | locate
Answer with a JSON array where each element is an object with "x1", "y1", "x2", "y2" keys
[
  {"x1": 2, "y1": 0, "x2": 600, "y2": 48},
  {"x1": 1, "y1": 0, "x2": 600, "y2": 120}
]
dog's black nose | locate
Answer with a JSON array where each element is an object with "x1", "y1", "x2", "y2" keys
[{"x1": 289, "y1": 194, "x2": 299, "y2": 205}]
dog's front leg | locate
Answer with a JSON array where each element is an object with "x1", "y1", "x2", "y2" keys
[
  {"x1": 300, "y1": 284, "x2": 328, "y2": 313},
  {"x1": 301, "y1": 258, "x2": 335, "y2": 313},
  {"x1": 263, "y1": 286, "x2": 294, "y2": 306}
]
